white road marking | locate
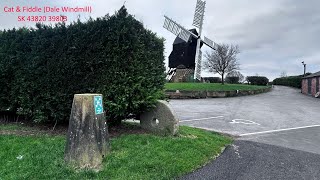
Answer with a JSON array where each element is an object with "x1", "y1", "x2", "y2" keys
[
  {"x1": 183, "y1": 125, "x2": 218, "y2": 132},
  {"x1": 180, "y1": 116, "x2": 224, "y2": 122},
  {"x1": 240, "y1": 124, "x2": 320, "y2": 137},
  {"x1": 230, "y1": 119, "x2": 260, "y2": 125}
]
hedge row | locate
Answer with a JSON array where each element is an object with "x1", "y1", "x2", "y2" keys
[
  {"x1": 0, "y1": 6, "x2": 165, "y2": 124},
  {"x1": 273, "y1": 75, "x2": 306, "y2": 88}
]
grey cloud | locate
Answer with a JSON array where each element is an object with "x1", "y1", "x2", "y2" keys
[{"x1": 204, "y1": 0, "x2": 320, "y2": 80}]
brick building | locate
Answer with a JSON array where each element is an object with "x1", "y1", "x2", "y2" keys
[{"x1": 301, "y1": 71, "x2": 320, "y2": 97}]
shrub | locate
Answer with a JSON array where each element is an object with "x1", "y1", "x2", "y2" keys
[
  {"x1": 225, "y1": 77, "x2": 240, "y2": 84},
  {"x1": 0, "y1": 6, "x2": 165, "y2": 124},
  {"x1": 202, "y1": 77, "x2": 221, "y2": 83},
  {"x1": 226, "y1": 71, "x2": 244, "y2": 83},
  {"x1": 246, "y1": 76, "x2": 269, "y2": 86}
]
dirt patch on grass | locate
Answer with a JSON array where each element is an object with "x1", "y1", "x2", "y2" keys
[
  {"x1": 0, "y1": 122, "x2": 148, "y2": 138},
  {"x1": 0, "y1": 122, "x2": 68, "y2": 136},
  {"x1": 109, "y1": 123, "x2": 149, "y2": 138}
]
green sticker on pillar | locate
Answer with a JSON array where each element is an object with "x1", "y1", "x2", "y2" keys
[{"x1": 94, "y1": 96, "x2": 104, "y2": 115}]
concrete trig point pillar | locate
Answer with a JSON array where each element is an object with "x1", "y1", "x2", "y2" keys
[{"x1": 65, "y1": 94, "x2": 110, "y2": 170}]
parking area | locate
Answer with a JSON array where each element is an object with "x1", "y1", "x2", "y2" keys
[{"x1": 170, "y1": 86, "x2": 320, "y2": 154}]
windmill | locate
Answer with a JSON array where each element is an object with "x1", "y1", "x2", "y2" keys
[{"x1": 163, "y1": 0, "x2": 219, "y2": 81}]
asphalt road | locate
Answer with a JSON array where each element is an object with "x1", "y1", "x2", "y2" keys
[
  {"x1": 170, "y1": 86, "x2": 320, "y2": 137},
  {"x1": 170, "y1": 86, "x2": 320, "y2": 179},
  {"x1": 180, "y1": 141, "x2": 320, "y2": 180}
]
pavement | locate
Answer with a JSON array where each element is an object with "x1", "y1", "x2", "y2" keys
[{"x1": 169, "y1": 86, "x2": 320, "y2": 180}]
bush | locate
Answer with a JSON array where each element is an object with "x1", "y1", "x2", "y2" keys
[
  {"x1": 0, "y1": 6, "x2": 165, "y2": 124},
  {"x1": 225, "y1": 77, "x2": 240, "y2": 84},
  {"x1": 226, "y1": 71, "x2": 244, "y2": 83},
  {"x1": 202, "y1": 77, "x2": 221, "y2": 83},
  {"x1": 246, "y1": 76, "x2": 269, "y2": 86}
]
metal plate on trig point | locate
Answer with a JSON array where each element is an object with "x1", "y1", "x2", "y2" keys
[{"x1": 94, "y1": 96, "x2": 104, "y2": 115}]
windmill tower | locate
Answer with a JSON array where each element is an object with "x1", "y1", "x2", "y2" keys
[{"x1": 164, "y1": 0, "x2": 219, "y2": 82}]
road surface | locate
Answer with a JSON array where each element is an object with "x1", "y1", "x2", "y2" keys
[{"x1": 171, "y1": 86, "x2": 320, "y2": 179}]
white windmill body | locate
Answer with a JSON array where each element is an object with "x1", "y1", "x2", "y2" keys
[{"x1": 163, "y1": 0, "x2": 218, "y2": 81}]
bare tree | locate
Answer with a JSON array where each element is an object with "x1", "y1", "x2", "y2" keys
[
  {"x1": 204, "y1": 44, "x2": 240, "y2": 84},
  {"x1": 280, "y1": 71, "x2": 287, "y2": 77}
]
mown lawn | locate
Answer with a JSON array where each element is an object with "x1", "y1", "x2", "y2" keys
[
  {"x1": 165, "y1": 83, "x2": 269, "y2": 91},
  {"x1": 0, "y1": 126, "x2": 232, "y2": 180}
]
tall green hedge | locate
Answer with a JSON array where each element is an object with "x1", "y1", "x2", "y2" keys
[
  {"x1": 272, "y1": 74, "x2": 310, "y2": 88},
  {"x1": 0, "y1": 6, "x2": 165, "y2": 124}
]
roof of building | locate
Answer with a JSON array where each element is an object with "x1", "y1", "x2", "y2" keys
[{"x1": 303, "y1": 71, "x2": 320, "y2": 78}]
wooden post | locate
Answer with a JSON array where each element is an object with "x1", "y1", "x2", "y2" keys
[{"x1": 64, "y1": 94, "x2": 110, "y2": 169}]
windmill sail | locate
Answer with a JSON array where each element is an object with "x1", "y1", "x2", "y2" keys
[
  {"x1": 202, "y1": 36, "x2": 219, "y2": 50},
  {"x1": 164, "y1": 16, "x2": 193, "y2": 42},
  {"x1": 195, "y1": 49, "x2": 202, "y2": 81},
  {"x1": 192, "y1": 0, "x2": 206, "y2": 28},
  {"x1": 192, "y1": 0, "x2": 206, "y2": 81}
]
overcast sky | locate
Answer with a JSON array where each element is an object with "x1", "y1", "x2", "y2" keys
[{"x1": 1, "y1": 0, "x2": 319, "y2": 80}]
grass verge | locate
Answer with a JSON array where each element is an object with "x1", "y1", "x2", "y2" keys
[
  {"x1": 0, "y1": 126, "x2": 232, "y2": 180},
  {"x1": 165, "y1": 83, "x2": 269, "y2": 91}
]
